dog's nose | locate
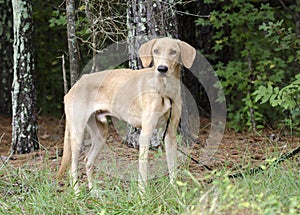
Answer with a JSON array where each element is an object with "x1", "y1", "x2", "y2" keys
[{"x1": 157, "y1": 65, "x2": 168, "y2": 74}]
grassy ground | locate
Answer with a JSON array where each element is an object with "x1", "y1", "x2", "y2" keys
[
  {"x1": 0, "y1": 152, "x2": 299, "y2": 215},
  {"x1": 1, "y1": 116, "x2": 299, "y2": 214}
]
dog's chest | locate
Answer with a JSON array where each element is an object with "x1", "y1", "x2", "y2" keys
[{"x1": 147, "y1": 76, "x2": 180, "y2": 100}]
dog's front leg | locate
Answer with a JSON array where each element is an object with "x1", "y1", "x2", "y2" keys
[
  {"x1": 138, "y1": 113, "x2": 158, "y2": 194},
  {"x1": 138, "y1": 131, "x2": 150, "y2": 194},
  {"x1": 165, "y1": 125, "x2": 178, "y2": 185}
]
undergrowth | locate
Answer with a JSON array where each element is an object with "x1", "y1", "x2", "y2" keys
[{"x1": 0, "y1": 152, "x2": 299, "y2": 214}]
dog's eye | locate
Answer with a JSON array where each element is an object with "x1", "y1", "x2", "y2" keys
[
  {"x1": 153, "y1": 49, "x2": 159, "y2": 54},
  {"x1": 170, "y1": 50, "x2": 177, "y2": 55}
]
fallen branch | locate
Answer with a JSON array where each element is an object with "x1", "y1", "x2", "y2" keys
[
  {"x1": 177, "y1": 148, "x2": 213, "y2": 171},
  {"x1": 227, "y1": 145, "x2": 300, "y2": 179}
]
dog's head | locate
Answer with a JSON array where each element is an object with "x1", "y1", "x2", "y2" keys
[{"x1": 139, "y1": 38, "x2": 196, "y2": 77}]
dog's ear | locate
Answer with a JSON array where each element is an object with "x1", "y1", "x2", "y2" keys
[
  {"x1": 139, "y1": 39, "x2": 157, "y2": 68},
  {"x1": 178, "y1": 41, "x2": 196, "y2": 69}
]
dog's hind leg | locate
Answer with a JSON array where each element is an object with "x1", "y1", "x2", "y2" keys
[
  {"x1": 69, "y1": 126, "x2": 84, "y2": 196},
  {"x1": 85, "y1": 114, "x2": 108, "y2": 196}
]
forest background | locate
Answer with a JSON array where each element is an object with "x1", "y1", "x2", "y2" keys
[
  {"x1": 1, "y1": 0, "x2": 299, "y2": 133},
  {"x1": 0, "y1": 1, "x2": 299, "y2": 214}
]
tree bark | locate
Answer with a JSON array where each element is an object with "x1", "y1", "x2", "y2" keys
[
  {"x1": 126, "y1": 0, "x2": 178, "y2": 147},
  {"x1": 11, "y1": 0, "x2": 39, "y2": 154},
  {"x1": 0, "y1": 0, "x2": 13, "y2": 115},
  {"x1": 127, "y1": 0, "x2": 178, "y2": 73},
  {"x1": 84, "y1": 0, "x2": 97, "y2": 73},
  {"x1": 66, "y1": 0, "x2": 80, "y2": 86}
]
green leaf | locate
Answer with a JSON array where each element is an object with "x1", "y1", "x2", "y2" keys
[
  {"x1": 259, "y1": 22, "x2": 267, "y2": 31},
  {"x1": 253, "y1": 86, "x2": 266, "y2": 103},
  {"x1": 176, "y1": 181, "x2": 187, "y2": 187},
  {"x1": 195, "y1": 18, "x2": 206, "y2": 26},
  {"x1": 269, "y1": 94, "x2": 279, "y2": 107}
]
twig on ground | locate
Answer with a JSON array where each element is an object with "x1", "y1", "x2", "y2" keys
[
  {"x1": 227, "y1": 145, "x2": 300, "y2": 179},
  {"x1": 177, "y1": 148, "x2": 213, "y2": 171}
]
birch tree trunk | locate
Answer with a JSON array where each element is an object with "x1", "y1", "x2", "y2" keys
[
  {"x1": 11, "y1": 0, "x2": 39, "y2": 154},
  {"x1": 66, "y1": 0, "x2": 79, "y2": 86},
  {"x1": 126, "y1": 0, "x2": 178, "y2": 147},
  {"x1": 0, "y1": 0, "x2": 13, "y2": 115}
]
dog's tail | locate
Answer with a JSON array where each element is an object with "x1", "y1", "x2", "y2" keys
[{"x1": 57, "y1": 121, "x2": 72, "y2": 179}]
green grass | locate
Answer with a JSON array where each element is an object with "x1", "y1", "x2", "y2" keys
[
  {"x1": 0, "y1": 154, "x2": 299, "y2": 215},
  {"x1": 187, "y1": 162, "x2": 300, "y2": 215}
]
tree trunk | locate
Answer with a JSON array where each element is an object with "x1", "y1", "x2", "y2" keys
[
  {"x1": 11, "y1": 0, "x2": 39, "y2": 154},
  {"x1": 84, "y1": 0, "x2": 97, "y2": 73},
  {"x1": 0, "y1": 0, "x2": 13, "y2": 115},
  {"x1": 66, "y1": 0, "x2": 80, "y2": 86},
  {"x1": 126, "y1": 0, "x2": 178, "y2": 147}
]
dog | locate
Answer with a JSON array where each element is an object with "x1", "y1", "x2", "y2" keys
[{"x1": 57, "y1": 37, "x2": 196, "y2": 195}]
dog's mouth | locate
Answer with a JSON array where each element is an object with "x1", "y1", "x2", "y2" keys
[{"x1": 158, "y1": 72, "x2": 168, "y2": 77}]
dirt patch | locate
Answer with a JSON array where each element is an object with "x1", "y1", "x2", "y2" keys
[{"x1": 0, "y1": 115, "x2": 299, "y2": 178}]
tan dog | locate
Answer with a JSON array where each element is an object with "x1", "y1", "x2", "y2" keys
[{"x1": 57, "y1": 38, "x2": 196, "y2": 195}]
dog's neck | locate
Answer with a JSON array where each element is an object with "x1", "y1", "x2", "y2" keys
[{"x1": 151, "y1": 65, "x2": 181, "y2": 101}]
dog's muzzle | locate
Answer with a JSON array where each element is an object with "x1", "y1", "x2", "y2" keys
[{"x1": 157, "y1": 65, "x2": 168, "y2": 75}]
